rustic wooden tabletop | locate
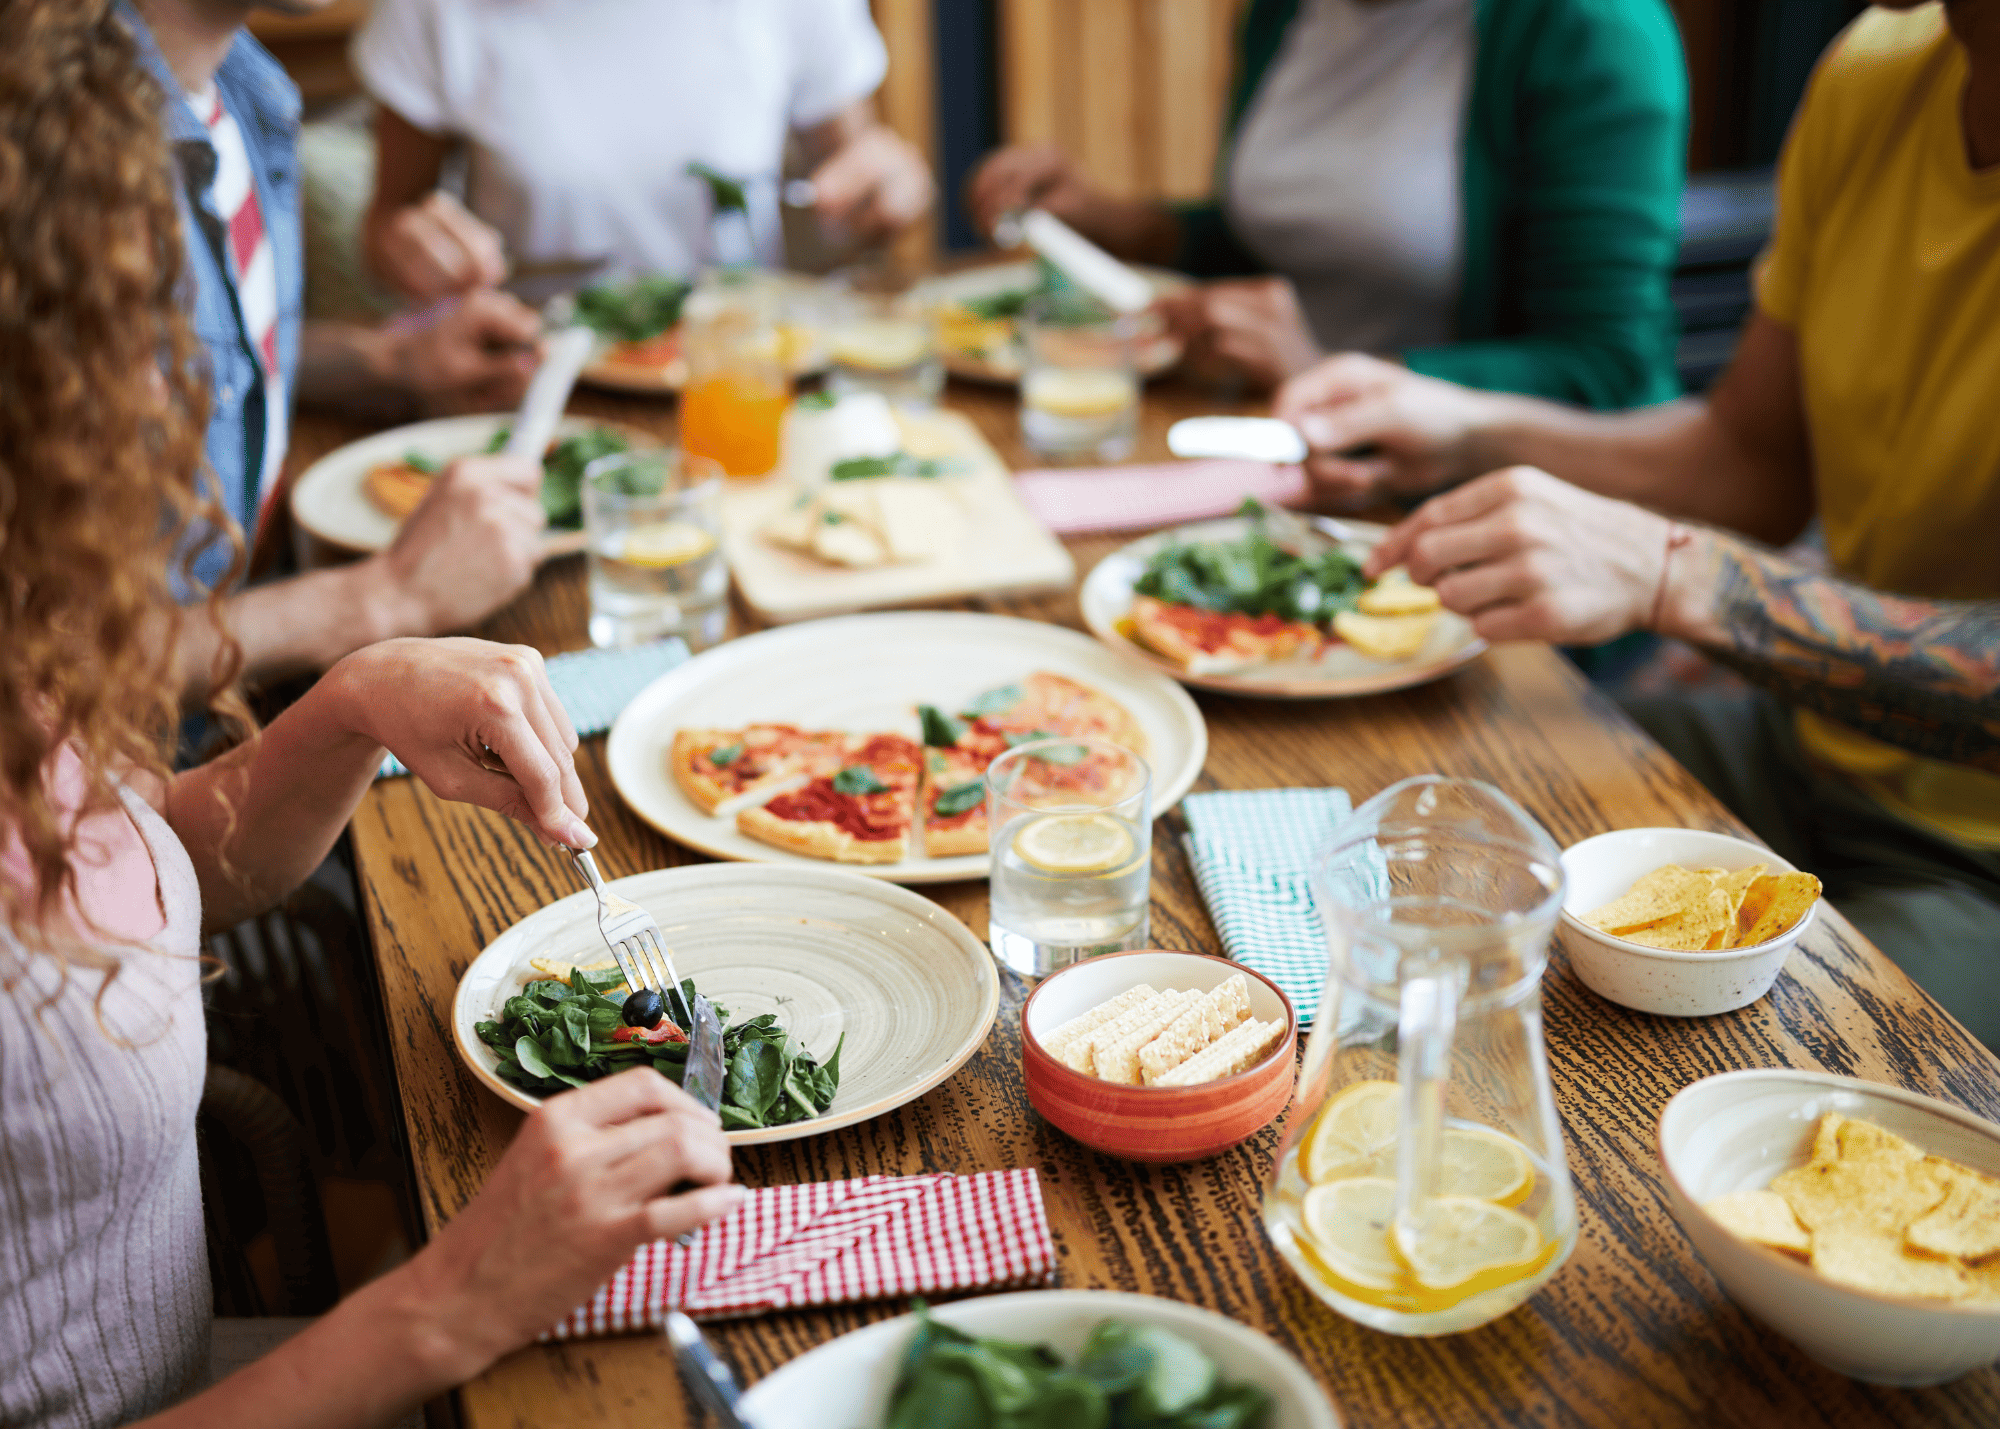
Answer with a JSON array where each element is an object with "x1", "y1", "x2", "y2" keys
[{"x1": 298, "y1": 374, "x2": 2000, "y2": 1428}]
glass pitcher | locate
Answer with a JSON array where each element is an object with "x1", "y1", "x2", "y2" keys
[{"x1": 1262, "y1": 776, "x2": 1576, "y2": 1336}]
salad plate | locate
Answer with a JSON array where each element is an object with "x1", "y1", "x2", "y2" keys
[{"x1": 451, "y1": 862, "x2": 999, "y2": 1144}]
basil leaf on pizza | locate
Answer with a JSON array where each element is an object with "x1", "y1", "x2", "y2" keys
[
  {"x1": 919, "y1": 705, "x2": 965, "y2": 747},
  {"x1": 960, "y1": 682, "x2": 1023, "y2": 718},
  {"x1": 933, "y1": 780, "x2": 986, "y2": 816},
  {"x1": 708, "y1": 742, "x2": 744, "y2": 768},
  {"x1": 832, "y1": 764, "x2": 891, "y2": 795},
  {"x1": 1004, "y1": 728, "x2": 1056, "y2": 748}
]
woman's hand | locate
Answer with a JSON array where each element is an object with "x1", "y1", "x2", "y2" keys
[
  {"x1": 368, "y1": 190, "x2": 508, "y2": 303},
  {"x1": 323, "y1": 637, "x2": 592, "y2": 848},
  {"x1": 1161, "y1": 277, "x2": 1321, "y2": 391},
  {"x1": 1273, "y1": 353, "x2": 1505, "y2": 509},
  {"x1": 401, "y1": 1070, "x2": 740, "y2": 1379},
  {"x1": 809, "y1": 124, "x2": 935, "y2": 241},
  {"x1": 1369, "y1": 466, "x2": 1671, "y2": 645}
]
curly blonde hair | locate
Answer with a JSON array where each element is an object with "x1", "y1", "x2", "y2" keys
[{"x1": 0, "y1": 1, "x2": 243, "y2": 970}]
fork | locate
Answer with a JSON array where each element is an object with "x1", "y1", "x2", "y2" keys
[{"x1": 569, "y1": 849, "x2": 693, "y2": 1028}]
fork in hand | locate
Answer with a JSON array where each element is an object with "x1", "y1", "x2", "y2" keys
[{"x1": 569, "y1": 849, "x2": 693, "y2": 1029}]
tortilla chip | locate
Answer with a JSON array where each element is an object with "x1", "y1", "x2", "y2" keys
[
  {"x1": 1969, "y1": 1258, "x2": 2000, "y2": 1304},
  {"x1": 1773, "y1": 1115, "x2": 1951, "y2": 1239},
  {"x1": 1619, "y1": 886, "x2": 1732, "y2": 950},
  {"x1": 1811, "y1": 1229, "x2": 1975, "y2": 1301},
  {"x1": 1729, "y1": 872, "x2": 1821, "y2": 948},
  {"x1": 1906, "y1": 1162, "x2": 2000, "y2": 1263},
  {"x1": 1580, "y1": 866, "x2": 1715, "y2": 934},
  {"x1": 1356, "y1": 569, "x2": 1442, "y2": 616},
  {"x1": 1704, "y1": 1189, "x2": 1812, "y2": 1257},
  {"x1": 1331, "y1": 610, "x2": 1437, "y2": 661}
]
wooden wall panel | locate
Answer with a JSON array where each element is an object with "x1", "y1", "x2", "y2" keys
[
  {"x1": 870, "y1": 0, "x2": 939, "y2": 271},
  {"x1": 999, "y1": 0, "x2": 1245, "y2": 205}
]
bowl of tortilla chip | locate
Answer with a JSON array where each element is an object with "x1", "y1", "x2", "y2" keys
[
  {"x1": 1659, "y1": 1070, "x2": 2000, "y2": 1384},
  {"x1": 1556, "y1": 828, "x2": 1820, "y2": 1017}
]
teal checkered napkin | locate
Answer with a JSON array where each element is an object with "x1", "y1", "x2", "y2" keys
[
  {"x1": 1181, "y1": 788, "x2": 1366, "y2": 1030},
  {"x1": 377, "y1": 638, "x2": 689, "y2": 779}
]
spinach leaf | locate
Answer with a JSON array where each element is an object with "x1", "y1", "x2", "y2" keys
[
  {"x1": 708, "y1": 742, "x2": 744, "y2": 768},
  {"x1": 833, "y1": 764, "x2": 890, "y2": 795},
  {"x1": 539, "y1": 427, "x2": 631, "y2": 529},
  {"x1": 514, "y1": 1036, "x2": 557, "y2": 1081},
  {"x1": 918, "y1": 705, "x2": 964, "y2": 747},
  {"x1": 1132, "y1": 504, "x2": 1364, "y2": 625},
  {"x1": 933, "y1": 780, "x2": 985, "y2": 817},
  {"x1": 573, "y1": 274, "x2": 691, "y2": 343},
  {"x1": 960, "y1": 683, "x2": 1022, "y2": 718},
  {"x1": 724, "y1": 1038, "x2": 786, "y2": 1124}
]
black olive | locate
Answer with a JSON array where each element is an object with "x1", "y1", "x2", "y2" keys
[{"x1": 622, "y1": 988, "x2": 664, "y2": 1029}]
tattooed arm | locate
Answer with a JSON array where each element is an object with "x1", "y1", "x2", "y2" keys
[
  {"x1": 1657, "y1": 531, "x2": 2000, "y2": 772},
  {"x1": 1368, "y1": 467, "x2": 2000, "y2": 773}
]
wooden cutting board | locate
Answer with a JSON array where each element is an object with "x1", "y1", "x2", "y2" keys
[{"x1": 718, "y1": 409, "x2": 1075, "y2": 624}]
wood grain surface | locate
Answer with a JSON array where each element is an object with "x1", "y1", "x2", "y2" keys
[{"x1": 300, "y1": 374, "x2": 2000, "y2": 1428}]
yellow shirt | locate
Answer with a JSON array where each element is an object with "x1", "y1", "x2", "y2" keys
[{"x1": 1755, "y1": 3, "x2": 2000, "y2": 849}]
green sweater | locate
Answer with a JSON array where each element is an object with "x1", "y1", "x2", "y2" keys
[{"x1": 1177, "y1": 0, "x2": 1688, "y2": 408}]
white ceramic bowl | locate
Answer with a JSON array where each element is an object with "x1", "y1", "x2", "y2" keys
[
  {"x1": 736, "y1": 1289, "x2": 1342, "y2": 1427},
  {"x1": 1658, "y1": 1070, "x2": 2000, "y2": 1384},
  {"x1": 1558, "y1": 828, "x2": 1814, "y2": 1016}
]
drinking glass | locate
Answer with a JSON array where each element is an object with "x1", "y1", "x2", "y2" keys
[
  {"x1": 678, "y1": 270, "x2": 791, "y2": 478},
  {"x1": 985, "y1": 738, "x2": 1152, "y2": 978},
  {"x1": 825, "y1": 285, "x2": 943, "y2": 410},
  {"x1": 1263, "y1": 776, "x2": 1577, "y2": 1336},
  {"x1": 582, "y1": 450, "x2": 727, "y2": 651},
  {"x1": 1018, "y1": 292, "x2": 1139, "y2": 463}
]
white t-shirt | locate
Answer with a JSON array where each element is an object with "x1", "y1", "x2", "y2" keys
[
  {"x1": 1225, "y1": 0, "x2": 1472, "y2": 355},
  {"x1": 353, "y1": 0, "x2": 888, "y2": 277}
]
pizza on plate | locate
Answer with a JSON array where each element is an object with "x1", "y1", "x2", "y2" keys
[
  {"x1": 736, "y1": 732, "x2": 923, "y2": 864},
  {"x1": 1128, "y1": 596, "x2": 1323, "y2": 676},
  {"x1": 670, "y1": 724, "x2": 851, "y2": 814}
]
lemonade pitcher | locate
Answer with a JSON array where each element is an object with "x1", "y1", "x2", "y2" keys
[{"x1": 1263, "y1": 776, "x2": 1577, "y2": 1336}]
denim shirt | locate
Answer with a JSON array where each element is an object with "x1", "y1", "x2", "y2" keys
[{"x1": 121, "y1": 5, "x2": 304, "y2": 600}]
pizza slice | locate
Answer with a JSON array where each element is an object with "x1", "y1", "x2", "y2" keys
[
  {"x1": 914, "y1": 706, "x2": 1013, "y2": 857},
  {"x1": 737, "y1": 732, "x2": 923, "y2": 864},
  {"x1": 670, "y1": 724, "x2": 849, "y2": 814},
  {"x1": 958, "y1": 670, "x2": 1149, "y2": 757},
  {"x1": 1128, "y1": 595, "x2": 1322, "y2": 676}
]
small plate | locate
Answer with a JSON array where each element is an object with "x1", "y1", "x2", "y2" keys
[
  {"x1": 921, "y1": 260, "x2": 1192, "y2": 384},
  {"x1": 605, "y1": 611, "x2": 1208, "y2": 883},
  {"x1": 738, "y1": 1289, "x2": 1342, "y2": 1427},
  {"x1": 289, "y1": 412, "x2": 655, "y2": 557},
  {"x1": 450, "y1": 862, "x2": 999, "y2": 1143},
  {"x1": 1080, "y1": 515, "x2": 1487, "y2": 700}
]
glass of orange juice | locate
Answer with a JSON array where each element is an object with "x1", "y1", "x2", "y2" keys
[
  {"x1": 679, "y1": 271, "x2": 791, "y2": 479},
  {"x1": 1018, "y1": 291, "x2": 1140, "y2": 464},
  {"x1": 1263, "y1": 776, "x2": 1577, "y2": 1336}
]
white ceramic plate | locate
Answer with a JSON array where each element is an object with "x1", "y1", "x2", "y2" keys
[
  {"x1": 605, "y1": 611, "x2": 1207, "y2": 883},
  {"x1": 290, "y1": 412, "x2": 653, "y2": 557},
  {"x1": 920, "y1": 260, "x2": 1192, "y2": 383},
  {"x1": 1080, "y1": 516, "x2": 1487, "y2": 700},
  {"x1": 450, "y1": 862, "x2": 999, "y2": 1142},
  {"x1": 738, "y1": 1289, "x2": 1342, "y2": 1428}
]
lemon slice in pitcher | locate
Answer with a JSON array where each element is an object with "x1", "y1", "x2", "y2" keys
[
  {"x1": 620, "y1": 521, "x2": 716, "y2": 569},
  {"x1": 1437, "y1": 1127, "x2": 1535, "y2": 1208},
  {"x1": 1011, "y1": 812, "x2": 1134, "y2": 875},
  {"x1": 1303, "y1": 1080, "x2": 1399, "y2": 1183},
  {"x1": 1300, "y1": 1176, "x2": 1403, "y2": 1291},
  {"x1": 1392, "y1": 1196, "x2": 1543, "y2": 1296}
]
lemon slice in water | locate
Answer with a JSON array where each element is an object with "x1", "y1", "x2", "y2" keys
[
  {"x1": 1303, "y1": 1080, "x2": 1400, "y2": 1184},
  {"x1": 1011, "y1": 812, "x2": 1134, "y2": 875},
  {"x1": 620, "y1": 521, "x2": 716, "y2": 569},
  {"x1": 1392, "y1": 1195, "x2": 1543, "y2": 1294},
  {"x1": 1300, "y1": 1176, "x2": 1402, "y2": 1291}
]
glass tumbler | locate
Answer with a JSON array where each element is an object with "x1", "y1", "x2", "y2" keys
[
  {"x1": 825, "y1": 284, "x2": 943, "y2": 410},
  {"x1": 1018, "y1": 292, "x2": 1140, "y2": 463},
  {"x1": 678, "y1": 270, "x2": 792, "y2": 479},
  {"x1": 985, "y1": 738, "x2": 1152, "y2": 978},
  {"x1": 582, "y1": 449, "x2": 727, "y2": 651},
  {"x1": 1263, "y1": 776, "x2": 1577, "y2": 1336}
]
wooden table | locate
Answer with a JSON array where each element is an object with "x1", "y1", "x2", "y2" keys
[{"x1": 305, "y1": 376, "x2": 2000, "y2": 1428}]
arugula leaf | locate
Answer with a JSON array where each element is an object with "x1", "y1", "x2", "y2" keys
[
  {"x1": 933, "y1": 780, "x2": 985, "y2": 817},
  {"x1": 919, "y1": 705, "x2": 965, "y2": 747},
  {"x1": 833, "y1": 764, "x2": 890, "y2": 795},
  {"x1": 402, "y1": 450, "x2": 441, "y2": 475},
  {"x1": 708, "y1": 742, "x2": 744, "y2": 768},
  {"x1": 960, "y1": 683, "x2": 1022, "y2": 718}
]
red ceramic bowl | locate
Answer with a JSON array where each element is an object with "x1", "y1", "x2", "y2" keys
[{"x1": 1022, "y1": 950, "x2": 1298, "y2": 1163}]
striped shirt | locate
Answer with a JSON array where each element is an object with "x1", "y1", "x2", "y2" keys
[{"x1": 190, "y1": 83, "x2": 287, "y2": 531}]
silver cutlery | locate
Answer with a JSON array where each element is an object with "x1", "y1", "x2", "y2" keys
[
  {"x1": 568, "y1": 849, "x2": 693, "y2": 1029},
  {"x1": 665, "y1": 1311, "x2": 756, "y2": 1428}
]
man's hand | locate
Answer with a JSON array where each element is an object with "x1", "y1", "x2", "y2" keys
[
  {"x1": 1160, "y1": 277, "x2": 1321, "y2": 391},
  {"x1": 1273, "y1": 353, "x2": 1506, "y2": 509},
  {"x1": 966, "y1": 143, "x2": 1101, "y2": 240},
  {"x1": 809, "y1": 124, "x2": 934, "y2": 242},
  {"x1": 386, "y1": 290, "x2": 542, "y2": 414},
  {"x1": 369, "y1": 190, "x2": 508, "y2": 302},
  {"x1": 1369, "y1": 466, "x2": 1671, "y2": 646},
  {"x1": 366, "y1": 453, "x2": 545, "y2": 638}
]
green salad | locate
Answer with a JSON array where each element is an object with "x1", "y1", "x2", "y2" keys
[
  {"x1": 1132, "y1": 500, "x2": 1364, "y2": 625},
  {"x1": 474, "y1": 967, "x2": 841, "y2": 1131},
  {"x1": 954, "y1": 258, "x2": 1104, "y2": 326},
  {"x1": 573, "y1": 275, "x2": 693, "y2": 344},
  {"x1": 476, "y1": 424, "x2": 630, "y2": 528},
  {"x1": 882, "y1": 1305, "x2": 1274, "y2": 1429}
]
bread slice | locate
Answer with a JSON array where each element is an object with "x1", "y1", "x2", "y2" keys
[
  {"x1": 1038, "y1": 985, "x2": 1158, "y2": 1063},
  {"x1": 1153, "y1": 1017, "x2": 1284, "y2": 1087}
]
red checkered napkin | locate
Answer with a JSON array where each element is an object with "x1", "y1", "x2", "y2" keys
[
  {"x1": 1013, "y1": 459, "x2": 1308, "y2": 535},
  {"x1": 544, "y1": 1169, "x2": 1055, "y2": 1338}
]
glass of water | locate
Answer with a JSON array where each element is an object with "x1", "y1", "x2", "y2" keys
[
  {"x1": 825, "y1": 283, "x2": 943, "y2": 410},
  {"x1": 1018, "y1": 292, "x2": 1140, "y2": 463},
  {"x1": 986, "y1": 737, "x2": 1152, "y2": 978},
  {"x1": 582, "y1": 449, "x2": 728, "y2": 651}
]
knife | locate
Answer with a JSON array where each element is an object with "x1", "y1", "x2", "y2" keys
[
  {"x1": 1020, "y1": 209, "x2": 1155, "y2": 315},
  {"x1": 680, "y1": 993, "x2": 728, "y2": 1113},
  {"x1": 666, "y1": 1311, "x2": 756, "y2": 1428}
]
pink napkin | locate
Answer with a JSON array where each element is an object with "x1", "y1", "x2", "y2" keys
[
  {"x1": 1012, "y1": 459, "x2": 1308, "y2": 535},
  {"x1": 543, "y1": 1169, "x2": 1056, "y2": 1337}
]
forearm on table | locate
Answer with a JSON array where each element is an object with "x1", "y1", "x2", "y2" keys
[
  {"x1": 166, "y1": 657, "x2": 387, "y2": 927},
  {"x1": 1656, "y1": 529, "x2": 2000, "y2": 772},
  {"x1": 176, "y1": 560, "x2": 416, "y2": 699}
]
